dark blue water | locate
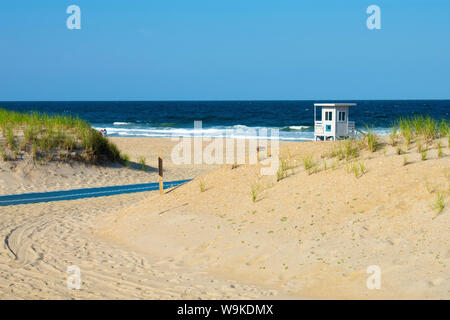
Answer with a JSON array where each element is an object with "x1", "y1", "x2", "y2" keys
[{"x1": 0, "y1": 101, "x2": 448, "y2": 140}]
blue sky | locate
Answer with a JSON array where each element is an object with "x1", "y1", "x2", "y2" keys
[{"x1": 0, "y1": 0, "x2": 449, "y2": 100}]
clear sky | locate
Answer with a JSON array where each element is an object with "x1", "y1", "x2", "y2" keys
[{"x1": 1, "y1": 0, "x2": 449, "y2": 101}]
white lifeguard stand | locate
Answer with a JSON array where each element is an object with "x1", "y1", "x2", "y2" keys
[{"x1": 314, "y1": 103, "x2": 357, "y2": 141}]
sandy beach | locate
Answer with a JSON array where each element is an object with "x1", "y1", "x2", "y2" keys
[{"x1": 0, "y1": 137, "x2": 449, "y2": 299}]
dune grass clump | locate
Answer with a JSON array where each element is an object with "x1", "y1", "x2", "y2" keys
[
  {"x1": 31, "y1": 142, "x2": 38, "y2": 160},
  {"x1": 277, "y1": 157, "x2": 290, "y2": 181},
  {"x1": 366, "y1": 129, "x2": 378, "y2": 152},
  {"x1": 326, "y1": 139, "x2": 359, "y2": 161},
  {"x1": 343, "y1": 139, "x2": 359, "y2": 160},
  {"x1": 347, "y1": 161, "x2": 366, "y2": 178},
  {"x1": 416, "y1": 138, "x2": 424, "y2": 153},
  {"x1": 438, "y1": 119, "x2": 449, "y2": 137},
  {"x1": 302, "y1": 155, "x2": 317, "y2": 175},
  {"x1": 398, "y1": 118, "x2": 413, "y2": 149},
  {"x1": 322, "y1": 158, "x2": 327, "y2": 170},
  {"x1": 121, "y1": 154, "x2": 130, "y2": 168},
  {"x1": 199, "y1": 179, "x2": 206, "y2": 192},
  {"x1": 436, "y1": 141, "x2": 443, "y2": 158},
  {"x1": 138, "y1": 156, "x2": 147, "y2": 171},
  {"x1": 396, "y1": 116, "x2": 448, "y2": 146},
  {"x1": 6, "y1": 126, "x2": 16, "y2": 149},
  {"x1": 250, "y1": 183, "x2": 261, "y2": 202},
  {"x1": 0, "y1": 144, "x2": 7, "y2": 161},
  {"x1": 433, "y1": 193, "x2": 445, "y2": 215},
  {"x1": 421, "y1": 150, "x2": 427, "y2": 161},
  {"x1": 0, "y1": 108, "x2": 123, "y2": 164},
  {"x1": 389, "y1": 127, "x2": 398, "y2": 146}
]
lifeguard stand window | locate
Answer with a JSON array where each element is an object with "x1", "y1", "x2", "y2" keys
[
  {"x1": 338, "y1": 111, "x2": 346, "y2": 121},
  {"x1": 325, "y1": 111, "x2": 333, "y2": 121}
]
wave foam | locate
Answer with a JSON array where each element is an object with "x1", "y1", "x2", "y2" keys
[{"x1": 94, "y1": 124, "x2": 390, "y2": 141}]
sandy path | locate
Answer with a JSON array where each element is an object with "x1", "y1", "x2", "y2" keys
[
  {"x1": 0, "y1": 137, "x2": 448, "y2": 299},
  {"x1": 0, "y1": 191, "x2": 284, "y2": 299},
  {"x1": 0, "y1": 138, "x2": 281, "y2": 299}
]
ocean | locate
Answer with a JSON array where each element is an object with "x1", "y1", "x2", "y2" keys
[{"x1": 0, "y1": 100, "x2": 449, "y2": 141}]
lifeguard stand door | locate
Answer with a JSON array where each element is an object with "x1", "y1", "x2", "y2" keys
[{"x1": 322, "y1": 107, "x2": 335, "y2": 138}]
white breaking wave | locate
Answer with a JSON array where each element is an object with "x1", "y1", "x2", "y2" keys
[
  {"x1": 93, "y1": 124, "x2": 390, "y2": 141},
  {"x1": 288, "y1": 126, "x2": 311, "y2": 130},
  {"x1": 93, "y1": 125, "x2": 315, "y2": 141}
]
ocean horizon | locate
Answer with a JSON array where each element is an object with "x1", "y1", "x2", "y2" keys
[{"x1": 1, "y1": 100, "x2": 449, "y2": 141}]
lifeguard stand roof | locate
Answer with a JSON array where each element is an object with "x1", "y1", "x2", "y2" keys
[{"x1": 314, "y1": 103, "x2": 357, "y2": 107}]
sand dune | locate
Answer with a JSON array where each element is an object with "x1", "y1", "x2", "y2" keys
[
  {"x1": 0, "y1": 137, "x2": 449, "y2": 299},
  {"x1": 99, "y1": 138, "x2": 449, "y2": 299},
  {"x1": 0, "y1": 138, "x2": 273, "y2": 299}
]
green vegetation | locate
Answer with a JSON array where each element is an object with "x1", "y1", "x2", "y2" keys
[
  {"x1": 138, "y1": 156, "x2": 147, "y2": 171},
  {"x1": 389, "y1": 127, "x2": 398, "y2": 146},
  {"x1": 277, "y1": 157, "x2": 290, "y2": 180},
  {"x1": 393, "y1": 116, "x2": 449, "y2": 160},
  {"x1": 366, "y1": 129, "x2": 378, "y2": 152},
  {"x1": 421, "y1": 150, "x2": 427, "y2": 161},
  {"x1": 251, "y1": 183, "x2": 260, "y2": 202},
  {"x1": 0, "y1": 144, "x2": 6, "y2": 161},
  {"x1": 416, "y1": 138, "x2": 424, "y2": 153},
  {"x1": 326, "y1": 139, "x2": 359, "y2": 161},
  {"x1": 122, "y1": 154, "x2": 131, "y2": 168},
  {"x1": 199, "y1": 179, "x2": 206, "y2": 192},
  {"x1": 0, "y1": 108, "x2": 124, "y2": 164},
  {"x1": 302, "y1": 155, "x2": 317, "y2": 175},
  {"x1": 322, "y1": 158, "x2": 327, "y2": 170},
  {"x1": 347, "y1": 161, "x2": 366, "y2": 178},
  {"x1": 433, "y1": 193, "x2": 445, "y2": 215},
  {"x1": 396, "y1": 116, "x2": 448, "y2": 144},
  {"x1": 437, "y1": 141, "x2": 443, "y2": 158}
]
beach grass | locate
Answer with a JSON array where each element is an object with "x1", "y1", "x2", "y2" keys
[
  {"x1": 433, "y1": 193, "x2": 445, "y2": 215},
  {"x1": 277, "y1": 157, "x2": 290, "y2": 180},
  {"x1": 199, "y1": 178, "x2": 206, "y2": 192},
  {"x1": 121, "y1": 153, "x2": 131, "y2": 167},
  {"x1": 138, "y1": 156, "x2": 147, "y2": 171},
  {"x1": 389, "y1": 127, "x2": 398, "y2": 146},
  {"x1": 325, "y1": 139, "x2": 359, "y2": 161},
  {"x1": 302, "y1": 155, "x2": 317, "y2": 175},
  {"x1": 421, "y1": 150, "x2": 427, "y2": 161},
  {"x1": 366, "y1": 129, "x2": 378, "y2": 152},
  {"x1": 436, "y1": 141, "x2": 443, "y2": 158},
  {"x1": 396, "y1": 116, "x2": 448, "y2": 144},
  {"x1": 0, "y1": 108, "x2": 124, "y2": 164},
  {"x1": 251, "y1": 183, "x2": 261, "y2": 202},
  {"x1": 347, "y1": 161, "x2": 366, "y2": 178}
]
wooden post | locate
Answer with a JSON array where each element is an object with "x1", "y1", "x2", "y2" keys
[{"x1": 158, "y1": 150, "x2": 163, "y2": 194}]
